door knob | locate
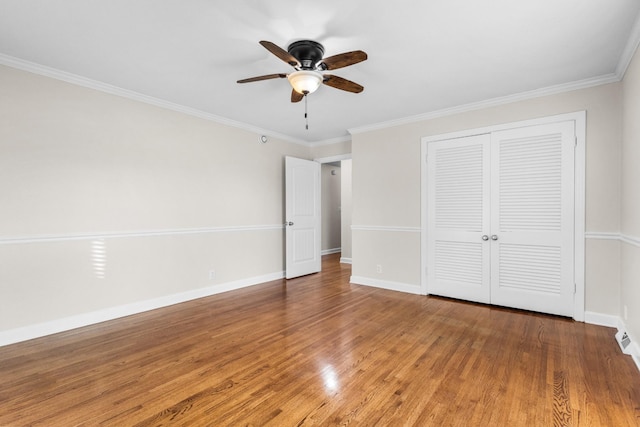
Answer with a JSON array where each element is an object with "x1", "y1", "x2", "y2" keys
[
  {"x1": 491, "y1": 235, "x2": 498, "y2": 240},
  {"x1": 286, "y1": 221, "x2": 294, "y2": 226},
  {"x1": 482, "y1": 235, "x2": 489, "y2": 241}
]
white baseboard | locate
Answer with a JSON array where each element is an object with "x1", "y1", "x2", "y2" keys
[
  {"x1": 584, "y1": 311, "x2": 620, "y2": 327},
  {"x1": 5, "y1": 276, "x2": 639, "y2": 375},
  {"x1": 584, "y1": 312, "x2": 640, "y2": 373},
  {"x1": 340, "y1": 257, "x2": 352, "y2": 264},
  {"x1": 350, "y1": 275, "x2": 422, "y2": 295},
  {"x1": 321, "y1": 248, "x2": 341, "y2": 256},
  {"x1": 615, "y1": 318, "x2": 640, "y2": 372},
  {"x1": 0, "y1": 271, "x2": 284, "y2": 347}
]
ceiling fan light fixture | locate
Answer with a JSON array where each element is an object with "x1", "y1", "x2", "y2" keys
[{"x1": 288, "y1": 70, "x2": 323, "y2": 95}]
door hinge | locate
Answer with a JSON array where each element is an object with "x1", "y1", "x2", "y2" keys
[
  {"x1": 574, "y1": 283, "x2": 577, "y2": 294},
  {"x1": 574, "y1": 136, "x2": 577, "y2": 147}
]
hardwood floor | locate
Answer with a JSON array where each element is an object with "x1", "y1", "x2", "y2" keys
[{"x1": 0, "y1": 253, "x2": 639, "y2": 426}]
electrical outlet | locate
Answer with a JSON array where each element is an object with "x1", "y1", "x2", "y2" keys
[
  {"x1": 376, "y1": 264, "x2": 382, "y2": 274},
  {"x1": 209, "y1": 270, "x2": 216, "y2": 280}
]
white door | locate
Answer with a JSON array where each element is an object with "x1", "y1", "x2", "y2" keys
[
  {"x1": 489, "y1": 122, "x2": 575, "y2": 316},
  {"x1": 427, "y1": 134, "x2": 492, "y2": 304},
  {"x1": 285, "y1": 156, "x2": 321, "y2": 279},
  {"x1": 426, "y1": 121, "x2": 575, "y2": 316}
]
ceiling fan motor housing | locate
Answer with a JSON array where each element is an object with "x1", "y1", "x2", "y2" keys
[{"x1": 288, "y1": 40, "x2": 325, "y2": 70}]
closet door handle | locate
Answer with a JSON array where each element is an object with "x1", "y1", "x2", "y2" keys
[
  {"x1": 491, "y1": 235, "x2": 498, "y2": 241},
  {"x1": 482, "y1": 235, "x2": 489, "y2": 241}
]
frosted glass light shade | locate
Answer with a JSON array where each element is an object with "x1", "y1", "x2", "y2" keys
[{"x1": 287, "y1": 70, "x2": 323, "y2": 94}]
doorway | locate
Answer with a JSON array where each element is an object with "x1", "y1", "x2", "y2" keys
[
  {"x1": 321, "y1": 162, "x2": 342, "y2": 256},
  {"x1": 315, "y1": 154, "x2": 352, "y2": 264}
]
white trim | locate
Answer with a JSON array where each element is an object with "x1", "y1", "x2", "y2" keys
[
  {"x1": 314, "y1": 154, "x2": 352, "y2": 163},
  {"x1": 585, "y1": 232, "x2": 621, "y2": 241},
  {"x1": 621, "y1": 234, "x2": 640, "y2": 248},
  {"x1": 584, "y1": 311, "x2": 620, "y2": 328},
  {"x1": 350, "y1": 276, "x2": 422, "y2": 295},
  {"x1": 421, "y1": 111, "x2": 587, "y2": 321},
  {"x1": 351, "y1": 225, "x2": 421, "y2": 233},
  {"x1": 0, "y1": 271, "x2": 284, "y2": 347},
  {"x1": 0, "y1": 53, "x2": 310, "y2": 147},
  {"x1": 0, "y1": 224, "x2": 283, "y2": 245},
  {"x1": 617, "y1": 318, "x2": 640, "y2": 373},
  {"x1": 321, "y1": 248, "x2": 341, "y2": 255},
  {"x1": 584, "y1": 232, "x2": 640, "y2": 249},
  {"x1": 616, "y1": 11, "x2": 640, "y2": 79},
  {"x1": 584, "y1": 313, "x2": 640, "y2": 373},
  {"x1": 3, "y1": 52, "x2": 627, "y2": 150},
  {"x1": 421, "y1": 111, "x2": 587, "y2": 144},
  {"x1": 310, "y1": 135, "x2": 352, "y2": 147},
  {"x1": 421, "y1": 139, "x2": 428, "y2": 295},
  {"x1": 350, "y1": 76, "x2": 617, "y2": 136},
  {"x1": 4, "y1": 13, "x2": 639, "y2": 151},
  {"x1": 574, "y1": 111, "x2": 586, "y2": 322},
  {"x1": 340, "y1": 257, "x2": 352, "y2": 264}
]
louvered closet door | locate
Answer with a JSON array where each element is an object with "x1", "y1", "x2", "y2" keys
[
  {"x1": 427, "y1": 134, "x2": 491, "y2": 304},
  {"x1": 489, "y1": 122, "x2": 575, "y2": 316}
]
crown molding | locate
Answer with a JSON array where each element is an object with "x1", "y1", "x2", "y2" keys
[
  {"x1": 308, "y1": 134, "x2": 352, "y2": 147},
  {"x1": 350, "y1": 12, "x2": 640, "y2": 136},
  {"x1": 0, "y1": 53, "x2": 311, "y2": 147},
  {"x1": 4, "y1": 10, "x2": 640, "y2": 149},
  {"x1": 349, "y1": 73, "x2": 620, "y2": 135}
]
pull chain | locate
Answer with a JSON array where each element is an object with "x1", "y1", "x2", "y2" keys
[{"x1": 304, "y1": 94, "x2": 309, "y2": 130}]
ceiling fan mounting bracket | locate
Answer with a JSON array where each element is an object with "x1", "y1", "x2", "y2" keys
[{"x1": 287, "y1": 40, "x2": 325, "y2": 70}]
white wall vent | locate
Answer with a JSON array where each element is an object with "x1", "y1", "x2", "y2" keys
[{"x1": 616, "y1": 330, "x2": 633, "y2": 354}]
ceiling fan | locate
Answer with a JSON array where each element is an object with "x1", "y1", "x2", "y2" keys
[{"x1": 237, "y1": 40, "x2": 368, "y2": 103}]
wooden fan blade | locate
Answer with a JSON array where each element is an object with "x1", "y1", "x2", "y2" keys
[
  {"x1": 291, "y1": 89, "x2": 304, "y2": 103},
  {"x1": 260, "y1": 41, "x2": 300, "y2": 68},
  {"x1": 320, "y1": 50, "x2": 367, "y2": 70},
  {"x1": 237, "y1": 73, "x2": 287, "y2": 83},
  {"x1": 323, "y1": 74, "x2": 364, "y2": 93}
]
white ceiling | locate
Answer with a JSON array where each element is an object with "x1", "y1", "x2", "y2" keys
[{"x1": 1, "y1": 1, "x2": 639, "y2": 144}]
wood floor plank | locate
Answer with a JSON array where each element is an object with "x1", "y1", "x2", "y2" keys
[{"x1": 0, "y1": 254, "x2": 639, "y2": 426}]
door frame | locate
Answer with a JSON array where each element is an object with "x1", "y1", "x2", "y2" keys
[
  {"x1": 314, "y1": 154, "x2": 353, "y2": 263},
  {"x1": 420, "y1": 111, "x2": 586, "y2": 321}
]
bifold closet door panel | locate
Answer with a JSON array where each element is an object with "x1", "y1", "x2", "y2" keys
[
  {"x1": 426, "y1": 134, "x2": 491, "y2": 304},
  {"x1": 489, "y1": 121, "x2": 575, "y2": 316}
]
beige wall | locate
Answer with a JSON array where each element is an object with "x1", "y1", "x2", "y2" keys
[
  {"x1": 352, "y1": 82, "x2": 623, "y2": 313},
  {"x1": 621, "y1": 44, "x2": 640, "y2": 343},
  {"x1": 0, "y1": 65, "x2": 311, "y2": 336},
  {"x1": 3, "y1": 50, "x2": 638, "y2": 342}
]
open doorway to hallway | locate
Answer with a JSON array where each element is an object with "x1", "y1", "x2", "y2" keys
[{"x1": 318, "y1": 157, "x2": 352, "y2": 264}]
